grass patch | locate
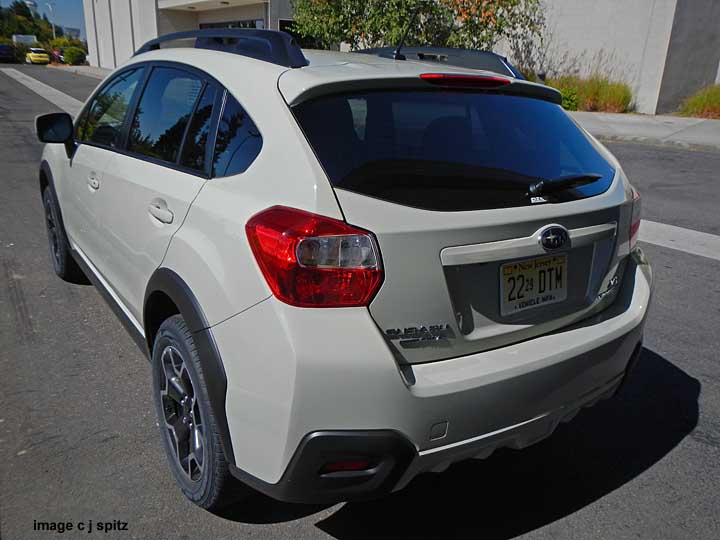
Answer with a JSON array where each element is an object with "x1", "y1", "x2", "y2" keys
[
  {"x1": 546, "y1": 75, "x2": 633, "y2": 113},
  {"x1": 678, "y1": 85, "x2": 720, "y2": 119}
]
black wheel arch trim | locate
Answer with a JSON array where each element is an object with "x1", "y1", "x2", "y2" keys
[
  {"x1": 39, "y1": 160, "x2": 68, "y2": 234},
  {"x1": 144, "y1": 268, "x2": 235, "y2": 466}
]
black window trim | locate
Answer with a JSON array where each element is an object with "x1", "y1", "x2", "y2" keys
[
  {"x1": 176, "y1": 79, "x2": 209, "y2": 168},
  {"x1": 124, "y1": 64, "x2": 206, "y2": 171},
  {"x1": 210, "y1": 88, "x2": 264, "y2": 179},
  {"x1": 73, "y1": 60, "x2": 228, "y2": 180},
  {"x1": 73, "y1": 65, "x2": 148, "y2": 151},
  {"x1": 178, "y1": 80, "x2": 223, "y2": 175},
  {"x1": 205, "y1": 87, "x2": 226, "y2": 176}
]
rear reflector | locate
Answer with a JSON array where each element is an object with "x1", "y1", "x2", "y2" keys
[
  {"x1": 420, "y1": 73, "x2": 511, "y2": 88},
  {"x1": 246, "y1": 206, "x2": 383, "y2": 308},
  {"x1": 320, "y1": 460, "x2": 372, "y2": 474}
]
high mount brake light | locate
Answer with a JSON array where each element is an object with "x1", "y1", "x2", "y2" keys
[
  {"x1": 245, "y1": 206, "x2": 383, "y2": 308},
  {"x1": 419, "y1": 73, "x2": 512, "y2": 88},
  {"x1": 630, "y1": 188, "x2": 641, "y2": 249}
]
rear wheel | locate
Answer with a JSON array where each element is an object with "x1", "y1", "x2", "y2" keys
[
  {"x1": 42, "y1": 188, "x2": 87, "y2": 284},
  {"x1": 152, "y1": 315, "x2": 248, "y2": 511}
]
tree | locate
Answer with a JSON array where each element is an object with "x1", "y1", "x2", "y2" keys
[
  {"x1": 444, "y1": 0, "x2": 544, "y2": 50},
  {"x1": 291, "y1": 0, "x2": 543, "y2": 52},
  {"x1": 10, "y1": 1, "x2": 33, "y2": 20}
]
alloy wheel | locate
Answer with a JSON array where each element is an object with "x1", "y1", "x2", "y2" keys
[
  {"x1": 44, "y1": 197, "x2": 61, "y2": 267},
  {"x1": 159, "y1": 345, "x2": 205, "y2": 483}
]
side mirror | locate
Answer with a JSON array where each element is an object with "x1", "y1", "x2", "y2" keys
[
  {"x1": 36, "y1": 112, "x2": 75, "y2": 158},
  {"x1": 36, "y1": 112, "x2": 73, "y2": 143}
]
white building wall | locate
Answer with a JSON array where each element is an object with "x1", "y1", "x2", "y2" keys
[
  {"x1": 540, "y1": 0, "x2": 678, "y2": 114},
  {"x1": 84, "y1": 0, "x2": 160, "y2": 69},
  {"x1": 84, "y1": 1, "x2": 279, "y2": 69},
  {"x1": 157, "y1": 10, "x2": 198, "y2": 35},
  {"x1": 110, "y1": 0, "x2": 136, "y2": 65},
  {"x1": 82, "y1": 0, "x2": 99, "y2": 67},
  {"x1": 197, "y1": 5, "x2": 266, "y2": 26},
  {"x1": 131, "y1": 0, "x2": 159, "y2": 52}
]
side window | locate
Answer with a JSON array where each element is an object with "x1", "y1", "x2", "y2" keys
[
  {"x1": 128, "y1": 67, "x2": 203, "y2": 164},
  {"x1": 212, "y1": 94, "x2": 262, "y2": 177},
  {"x1": 78, "y1": 68, "x2": 145, "y2": 148},
  {"x1": 179, "y1": 83, "x2": 218, "y2": 172}
]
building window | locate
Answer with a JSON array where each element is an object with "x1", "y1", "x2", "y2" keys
[{"x1": 199, "y1": 20, "x2": 264, "y2": 30}]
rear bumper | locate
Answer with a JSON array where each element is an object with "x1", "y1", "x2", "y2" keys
[{"x1": 219, "y1": 249, "x2": 652, "y2": 503}]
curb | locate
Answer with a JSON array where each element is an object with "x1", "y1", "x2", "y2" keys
[
  {"x1": 46, "y1": 64, "x2": 108, "y2": 80},
  {"x1": 594, "y1": 135, "x2": 720, "y2": 152}
]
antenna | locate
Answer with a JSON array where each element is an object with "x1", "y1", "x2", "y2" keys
[{"x1": 389, "y1": 2, "x2": 424, "y2": 60}]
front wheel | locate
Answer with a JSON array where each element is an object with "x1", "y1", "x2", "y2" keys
[
  {"x1": 152, "y1": 315, "x2": 249, "y2": 511},
  {"x1": 42, "y1": 188, "x2": 87, "y2": 284}
]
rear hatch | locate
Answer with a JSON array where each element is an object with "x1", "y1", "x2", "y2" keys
[{"x1": 287, "y1": 74, "x2": 632, "y2": 364}]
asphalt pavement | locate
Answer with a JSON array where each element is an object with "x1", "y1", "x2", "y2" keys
[{"x1": 1, "y1": 65, "x2": 719, "y2": 540}]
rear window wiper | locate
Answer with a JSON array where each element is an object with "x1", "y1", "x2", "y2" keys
[{"x1": 527, "y1": 173, "x2": 603, "y2": 197}]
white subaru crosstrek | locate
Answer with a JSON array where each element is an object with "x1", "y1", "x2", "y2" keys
[{"x1": 35, "y1": 29, "x2": 652, "y2": 511}]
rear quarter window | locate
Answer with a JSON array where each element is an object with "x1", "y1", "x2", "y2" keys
[{"x1": 212, "y1": 94, "x2": 262, "y2": 178}]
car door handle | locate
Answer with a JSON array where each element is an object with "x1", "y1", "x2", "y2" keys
[
  {"x1": 148, "y1": 200, "x2": 174, "y2": 224},
  {"x1": 87, "y1": 172, "x2": 100, "y2": 190}
]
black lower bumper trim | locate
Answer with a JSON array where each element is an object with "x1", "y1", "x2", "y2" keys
[{"x1": 229, "y1": 430, "x2": 416, "y2": 504}]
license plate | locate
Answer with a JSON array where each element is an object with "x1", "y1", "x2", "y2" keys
[{"x1": 500, "y1": 255, "x2": 567, "y2": 316}]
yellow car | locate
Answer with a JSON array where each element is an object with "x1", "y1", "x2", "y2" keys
[{"x1": 25, "y1": 48, "x2": 50, "y2": 64}]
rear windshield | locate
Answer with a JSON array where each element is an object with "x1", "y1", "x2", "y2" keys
[
  {"x1": 30, "y1": 48, "x2": 47, "y2": 54},
  {"x1": 293, "y1": 91, "x2": 615, "y2": 211}
]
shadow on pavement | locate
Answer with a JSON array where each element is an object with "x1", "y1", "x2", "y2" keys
[{"x1": 221, "y1": 348, "x2": 699, "y2": 535}]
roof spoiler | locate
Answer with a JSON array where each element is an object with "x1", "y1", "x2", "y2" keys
[
  {"x1": 134, "y1": 29, "x2": 308, "y2": 68},
  {"x1": 287, "y1": 75, "x2": 562, "y2": 107}
]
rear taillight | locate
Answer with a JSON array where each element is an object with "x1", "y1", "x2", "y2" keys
[
  {"x1": 245, "y1": 206, "x2": 383, "y2": 307},
  {"x1": 629, "y1": 187, "x2": 641, "y2": 249}
]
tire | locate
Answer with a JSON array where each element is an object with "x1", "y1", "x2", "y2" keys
[
  {"x1": 152, "y1": 315, "x2": 249, "y2": 511},
  {"x1": 42, "y1": 188, "x2": 88, "y2": 284}
]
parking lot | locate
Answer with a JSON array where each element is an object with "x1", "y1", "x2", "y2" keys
[{"x1": 1, "y1": 65, "x2": 718, "y2": 540}]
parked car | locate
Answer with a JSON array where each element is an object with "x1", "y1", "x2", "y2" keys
[
  {"x1": 35, "y1": 29, "x2": 652, "y2": 511},
  {"x1": 51, "y1": 47, "x2": 65, "y2": 63},
  {"x1": 25, "y1": 47, "x2": 50, "y2": 64},
  {"x1": 0, "y1": 44, "x2": 15, "y2": 63}
]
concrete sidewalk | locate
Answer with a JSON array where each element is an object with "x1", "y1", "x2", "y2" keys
[
  {"x1": 47, "y1": 64, "x2": 110, "y2": 80},
  {"x1": 570, "y1": 111, "x2": 720, "y2": 150},
  {"x1": 49, "y1": 64, "x2": 720, "y2": 150}
]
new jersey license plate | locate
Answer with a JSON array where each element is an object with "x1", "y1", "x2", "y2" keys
[{"x1": 500, "y1": 255, "x2": 567, "y2": 316}]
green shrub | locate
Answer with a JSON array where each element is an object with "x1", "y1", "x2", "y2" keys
[
  {"x1": 63, "y1": 47, "x2": 86, "y2": 66},
  {"x1": 546, "y1": 76, "x2": 580, "y2": 111},
  {"x1": 561, "y1": 87, "x2": 579, "y2": 111},
  {"x1": 546, "y1": 75, "x2": 632, "y2": 112},
  {"x1": 49, "y1": 37, "x2": 86, "y2": 51},
  {"x1": 678, "y1": 85, "x2": 720, "y2": 119},
  {"x1": 595, "y1": 78, "x2": 633, "y2": 113}
]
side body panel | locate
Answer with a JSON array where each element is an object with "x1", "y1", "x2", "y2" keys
[
  {"x1": 60, "y1": 144, "x2": 115, "y2": 262},
  {"x1": 94, "y1": 153, "x2": 206, "y2": 321},
  {"x1": 161, "y1": 69, "x2": 342, "y2": 327}
]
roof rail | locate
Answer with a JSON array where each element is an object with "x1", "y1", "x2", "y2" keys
[
  {"x1": 134, "y1": 29, "x2": 308, "y2": 68},
  {"x1": 357, "y1": 46, "x2": 524, "y2": 79}
]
